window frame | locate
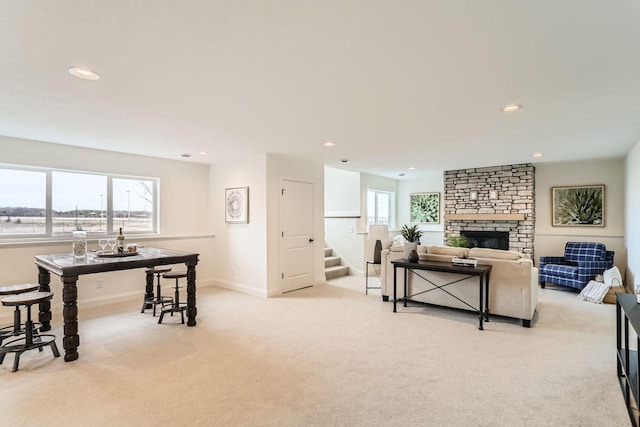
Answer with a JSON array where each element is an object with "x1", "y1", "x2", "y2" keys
[
  {"x1": 0, "y1": 163, "x2": 159, "y2": 240},
  {"x1": 367, "y1": 188, "x2": 393, "y2": 227}
]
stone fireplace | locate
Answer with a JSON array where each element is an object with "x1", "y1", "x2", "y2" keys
[{"x1": 444, "y1": 164, "x2": 535, "y2": 258}]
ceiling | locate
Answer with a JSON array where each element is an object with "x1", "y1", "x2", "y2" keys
[{"x1": 2, "y1": 1, "x2": 640, "y2": 179}]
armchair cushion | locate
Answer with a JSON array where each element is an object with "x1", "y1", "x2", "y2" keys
[{"x1": 564, "y1": 242, "x2": 606, "y2": 263}]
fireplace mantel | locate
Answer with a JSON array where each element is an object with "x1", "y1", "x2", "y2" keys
[{"x1": 446, "y1": 213, "x2": 525, "y2": 221}]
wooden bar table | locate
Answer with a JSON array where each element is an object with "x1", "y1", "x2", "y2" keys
[{"x1": 34, "y1": 247, "x2": 199, "y2": 362}]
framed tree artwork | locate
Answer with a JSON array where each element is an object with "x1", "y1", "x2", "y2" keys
[
  {"x1": 409, "y1": 192, "x2": 440, "y2": 224},
  {"x1": 225, "y1": 187, "x2": 249, "y2": 223},
  {"x1": 552, "y1": 184, "x2": 604, "y2": 227}
]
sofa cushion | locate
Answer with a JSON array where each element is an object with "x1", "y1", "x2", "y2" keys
[
  {"x1": 469, "y1": 247, "x2": 524, "y2": 261},
  {"x1": 427, "y1": 246, "x2": 469, "y2": 258},
  {"x1": 540, "y1": 264, "x2": 578, "y2": 279}
]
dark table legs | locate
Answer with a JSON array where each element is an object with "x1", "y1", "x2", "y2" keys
[
  {"x1": 393, "y1": 263, "x2": 490, "y2": 330},
  {"x1": 37, "y1": 260, "x2": 198, "y2": 362},
  {"x1": 37, "y1": 267, "x2": 52, "y2": 332},
  {"x1": 144, "y1": 270, "x2": 154, "y2": 310},
  {"x1": 61, "y1": 275, "x2": 80, "y2": 362},
  {"x1": 186, "y1": 261, "x2": 197, "y2": 326}
]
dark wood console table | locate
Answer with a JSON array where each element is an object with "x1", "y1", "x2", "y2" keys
[
  {"x1": 391, "y1": 259, "x2": 491, "y2": 330},
  {"x1": 616, "y1": 292, "x2": 640, "y2": 426},
  {"x1": 34, "y1": 247, "x2": 199, "y2": 362}
]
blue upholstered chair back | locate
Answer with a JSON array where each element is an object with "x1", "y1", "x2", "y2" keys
[{"x1": 564, "y1": 242, "x2": 606, "y2": 264}]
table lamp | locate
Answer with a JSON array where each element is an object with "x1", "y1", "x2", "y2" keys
[{"x1": 368, "y1": 224, "x2": 388, "y2": 264}]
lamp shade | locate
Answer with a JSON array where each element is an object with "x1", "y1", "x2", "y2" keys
[{"x1": 368, "y1": 224, "x2": 388, "y2": 242}]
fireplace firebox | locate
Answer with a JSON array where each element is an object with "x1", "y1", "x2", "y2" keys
[{"x1": 461, "y1": 231, "x2": 509, "y2": 250}]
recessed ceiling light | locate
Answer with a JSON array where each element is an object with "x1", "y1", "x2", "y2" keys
[
  {"x1": 198, "y1": 151, "x2": 208, "y2": 156},
  {"x1": 323, "y1": 141, "x2": 336, "y2": 147},
  {"x1": 408, "y1": 167, "x2": 415, "y2": 170},
  {"x1": 180, "y1": 153, "x2": 192, "y2": 158},
  {"x1": 501, "y1": 104, "x2": 521, "y2": 113},
  {"x1": 68, "y1": 66, "x2": 100, "y2": 80},
  {"x1": 532, "y1": 152, "x2": 544, "y2": 158}
]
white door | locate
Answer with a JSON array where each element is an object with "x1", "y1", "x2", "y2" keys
[{"x1": 280, "y1": 179, "x2": 314, "y2": 293}]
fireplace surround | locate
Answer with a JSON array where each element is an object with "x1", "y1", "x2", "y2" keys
[{"x1": 444, "y1": 164, "x2": 535, "y2": 257}]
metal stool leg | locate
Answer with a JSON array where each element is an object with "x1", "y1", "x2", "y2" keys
[{"x1": 153, "y1": 273, "x2": 162, "y2": 317}]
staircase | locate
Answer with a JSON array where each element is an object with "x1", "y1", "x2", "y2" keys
[{"x1": 324, "y1": 246, "x2": 350, "y2": 280}]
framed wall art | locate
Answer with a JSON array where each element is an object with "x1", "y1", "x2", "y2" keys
[
  {"x1": 409, "y1": 192, "x2": 440, "y2": 224},
  {"x1": 552, "y1": 184, "x2": 604, "y2": 227},
  {"x1": 225, "y1": 187, "x2": 249, "y2": 223}
]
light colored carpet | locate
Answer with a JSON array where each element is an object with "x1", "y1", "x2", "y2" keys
[{"x1": 0, "y1": 276, "x2": 632, "y2": 426}]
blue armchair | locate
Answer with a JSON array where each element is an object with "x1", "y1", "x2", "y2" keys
[{"x1": 539, "y1": 242, "x2": 614, "y2": 290}]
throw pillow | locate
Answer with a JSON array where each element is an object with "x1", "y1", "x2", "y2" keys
[
  {"x1": 391, "y1": 234, "x2": 405, "y2": 247},
  {"x1": 577, "y1": 280, "x2": 609, "y2": 304},
  {"x1": 603, "y1": 266, "x2": 623, "y2": 287}
]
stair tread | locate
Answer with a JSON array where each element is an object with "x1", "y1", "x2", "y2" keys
[{"x1": 325, "y1": 265, "x2": 349, "y2": 272}]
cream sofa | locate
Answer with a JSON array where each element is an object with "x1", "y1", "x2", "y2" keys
[{"x1": 380, "y1": 245, "x2": 538, "y2": 327}]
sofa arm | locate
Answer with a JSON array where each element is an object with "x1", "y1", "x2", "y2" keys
[
  {"x1": 539, "y1": 256, "x2": 566, "y2": 266},
  {"x1": 576, "y1": 260, "x2": 614, "y2": 283}
]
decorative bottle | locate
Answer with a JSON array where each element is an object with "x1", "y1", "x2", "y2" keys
[{"x1": 117, "y1": 227, "x2": 125, "y2": 254}]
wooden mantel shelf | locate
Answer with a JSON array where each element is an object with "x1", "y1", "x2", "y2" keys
[{"x1": 446, "y1": 213, "x2": 526, "y2": 221}]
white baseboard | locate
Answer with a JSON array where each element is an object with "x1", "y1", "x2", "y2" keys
[{"x1": 213, "y1": 278, "x2": 268, "y2": 298}]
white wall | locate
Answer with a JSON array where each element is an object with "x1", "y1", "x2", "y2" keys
[
  {"x1": 324, "y1": 167, "x2": 362, "y2": 273},
  {"x1": 209, "y1": 154, "x2": 268, "y2": 297},
  {"x1": 0, "y1": 136, "x2": 214, "y2": 318},
  {"x1": 163, "y1": 151, "x2": 324, "y2": 299},
  {"x1": 398, "y1": 171, "x2": 445, "y2": 246},
  {"x1": 625, "y1": 141, "x2": 640, "y2": 289},
  {"x1": 266, "y1": 154, "x2": 325, "y2": 295},
  {"x1": 324, "y1": 167, "x2": 360, "y2": 216},
  {"x1": 535, "y1": 158, "x2": 626, "y2": 275}
]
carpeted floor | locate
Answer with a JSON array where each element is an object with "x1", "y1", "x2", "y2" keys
[{"x1": 0, "y1": 276, "x2": 632, "y2": 426}]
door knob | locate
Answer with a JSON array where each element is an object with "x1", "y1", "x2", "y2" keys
[{"x1": 309, "y1": 238, "x2": 314, "y2": 243}]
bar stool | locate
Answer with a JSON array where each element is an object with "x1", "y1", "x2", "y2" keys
[
  {"x1": 158, "y1": 271, "x2": 188, "y2": 325},
  {"x1": 0, "y1": 284, "x2": 40, "y2": 345},
  {"x1": 141, "y1": 266, "x2": 174, "y2": 316},
  {"x1": 0, "y1": 291, "x2": 60, "y2": 372}
]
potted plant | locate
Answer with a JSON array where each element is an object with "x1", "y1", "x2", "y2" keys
[
  {"x1": 401, "y1": 224, "x2": 423, "y2": 243},
  {"x1": 447, "y1": 235, "x2": 469, "y2": 247},
  {"x1": 401, "y1": 224, "x2": 423, "y2": 259}
]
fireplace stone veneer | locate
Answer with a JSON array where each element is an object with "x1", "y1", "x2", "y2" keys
[{"x1": 444, "y1": 164, "x2": 535, "y2": 258}]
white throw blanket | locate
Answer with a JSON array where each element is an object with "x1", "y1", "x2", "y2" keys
[
  {"x1": 577, "y1": 280, "x2": 610, "y2": 304},
  {"x1": 577, "y1": 266, "x2": 624, "y2": 304}
]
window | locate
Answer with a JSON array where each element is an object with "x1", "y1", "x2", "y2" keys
[
  {"x1": 52, "y1": 171, "x2": 107, "y2": 235},
  {"x1": 367, "y1": 189, "x2": 391, "y2": 225},
  {"x1": 0, "y1": 164, "x2": 158, "y2": 239},
  {"x1": 0, "y1": 168, "x2": 46, "y2": 236},
  {"x1": 112, "y1": 178, "x2": 155, "y2": 233}
]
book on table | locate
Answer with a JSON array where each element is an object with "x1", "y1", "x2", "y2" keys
[{"x1": 452, "y1": 258, "x2": 477, "y2": 267}]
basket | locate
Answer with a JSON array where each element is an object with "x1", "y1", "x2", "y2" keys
[{"x1": 603, "y1": 283, "x2": 627, "y2": 304}]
